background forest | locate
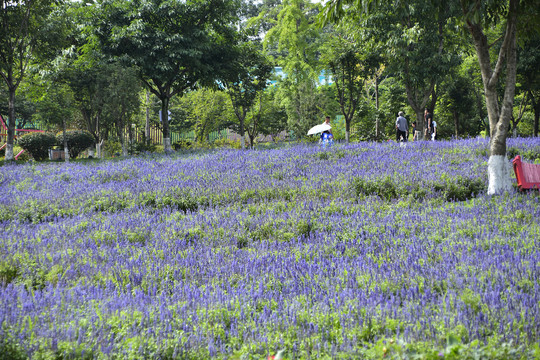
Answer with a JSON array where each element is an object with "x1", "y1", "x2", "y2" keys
[{"x1": 1, "y1": 0, "x2": 539, "y2": 156}]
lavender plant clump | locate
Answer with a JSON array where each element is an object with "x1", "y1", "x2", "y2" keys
[{"x1": 0, "y1": 138, "x2": 539, "y2": 359}]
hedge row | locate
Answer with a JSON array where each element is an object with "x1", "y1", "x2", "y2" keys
[{"x1": 17, "y1": 131, "x2": 94, "y2": 161}]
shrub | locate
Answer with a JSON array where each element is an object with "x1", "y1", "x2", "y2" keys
[
  {"x1": 352, "y1": 176, "x2": 398, "y2": 200},
  {"x1": 212, "y1": 138, "x2": 235, "y2": 149},
  {"x1": 173, "y1": 139, "x2": 193, "y2": 150},
  {"x1": 16, "y1": 132, "x2": 56, "y2": 161},
  {"x1": 133, "y1": 141, "x2": 156, "y2": 154},
  {"x1": 103, "y1": 139, "x2": 122, "y2": 157},
  {"x1": 56, "y1": 130, "x2": 95, "y2": 159}
]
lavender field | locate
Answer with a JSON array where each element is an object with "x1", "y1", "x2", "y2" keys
[{"x1": 1, "y1": 138, "x2": 539, "y2": 359}]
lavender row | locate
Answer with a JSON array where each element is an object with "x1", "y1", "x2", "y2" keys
[
  {"x1": 0, "y1": 139, "x2": 502, "y2": 224},
  {"x1": 1, "y1": 192, "x2": 539, "y2": 357}
]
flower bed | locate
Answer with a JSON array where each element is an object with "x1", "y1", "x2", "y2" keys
[{"x1": 0, "y1": 138, "x2": 539, "y2": 359}]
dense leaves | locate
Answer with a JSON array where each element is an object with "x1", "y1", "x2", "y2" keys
[
  {"x1": 16, "y1": 132, "x2": 56, "y2": 161},
  {"x1": 95, "y1": 0, "x2": 240, "y2": 149},
  {"x1": 56, "y1": 130, "x2": 94, "y2": 159}
]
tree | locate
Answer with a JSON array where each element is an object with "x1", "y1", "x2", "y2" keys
[
  {"x1": 252, "y1": 88, "x2": 288, "y2": 143},
  {"x1": 321, "y1": 1, "x2": 462, "y2": 139},
  {"x1": 101, "y1": 63, "x2": 141, "y2": 156},
  {"x1": 320, "y1": 0, "x2": 539, "y2": 194},
  {"x1": 96, "y1": 0, "x2": 240, "y2": 152},
  {"x1": 0, "y1": 86, "x2": 37, "y2": 130},
  {"x1": 222, "y1": 42, "x2": 273, "y2": 149},
  {"x1": 321, "y1": 36, "x2": 364, "y2": 143},
  {"x1": 191, "y1": 89, "x2": 231, "y2": 144},
  {"x1": 0, "y1": 0, "x2": 56, "y2": 160},
  {"x1": 439, "y1": 72, "x2": 478, "y2": 138},
  {"x1": 460, "y1": 0, "x2": 540, "y2": 193},
  {"x1": 28, "y1": 81, "x2": 75, "y2": 161},
  {"x1": 265, "y1": 0, "x2": 325, "y2": 137},
  {"x1": 517, "y1": 34, "x2": 540, "y2": 137}
]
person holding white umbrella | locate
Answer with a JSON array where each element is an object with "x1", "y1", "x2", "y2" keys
[
  {"x1": 306, "y1": 116, "x2": 333, "y2": 147},
  {"x1": 321, "y1": 116, "x2": 332, "y2": 135},
  {"x1": 320, "y1": 116, "x2": 333, "y2": 147},
  {"x1": 307, "y1": 116, "x2": 332, "y2": 136}
]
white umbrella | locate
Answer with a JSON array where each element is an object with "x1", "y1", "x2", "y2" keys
[{"x1": 307, "y1": 123, "x2": 331, "y2": 135}]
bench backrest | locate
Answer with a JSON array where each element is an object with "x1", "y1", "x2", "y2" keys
[{"x1": 512, "y1": 155, "x2": 540, "y2": 189}]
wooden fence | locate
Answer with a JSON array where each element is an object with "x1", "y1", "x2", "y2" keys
[{"x1": 129, "y1": 127, "x2": 231, "y2": 145}]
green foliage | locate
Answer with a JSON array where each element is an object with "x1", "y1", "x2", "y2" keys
[
  {"x1": 0, "y1": 259, "x2": 19, "y2": 285},
  {"x1": 103, "y1": 139, "x2": 121, "y2": 157},
  {"x1": 13, "y1": 146, "x2": 30, "y2": 162},
  {"x1": 223, "y1": 40, "x2": 273, "y2": 147},
  {"x1": 212, "y1": 137, "x2": 241, "y2": 149},
  {"x1": 0, "y1": 336, "x2": 26, "y2": 360},
  {"x1": 96, "y1": 0, "x2": 240, "y2": 146},
  {"x1": 17, "y1": 132, "x2": 56, "y2": 161},
  {"x1": 172, "y1": 139, "x2": 192, "y2": 150},
  {"x1": 56, "y1": 130, "x2": 94, "y2": 159},
  {"x1": 351, "y1": 175, "x2": 485, "y2": 202},
  {"x1": 352, "y1": 176, "x2": 399, "y2": 201},
  {"x1": 132, "y1": 141, "x2": 157, "y2": 154},
  {"x1": 507, "y1": 146, "x2": 540, "y2": 161},
  {"x1": 264, "y1": 0, "x2": 326, "y2": 137}
]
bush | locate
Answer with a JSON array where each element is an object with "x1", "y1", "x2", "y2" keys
[
  {"x1": 172, "y1": 139, "x2": 193, "y2": 150},
  {"x1": 133, "y1": 141, "x2": 156, "y2": 154},
  {"x1": 16, "y1": 132, "x2": 56, "y2": 161},
  {"x1": 212, "y1": 138, "x2": 234, "y2": 148},
  {"x1": 56, "y1": 130, "x2": 95, "y2": 159},
  {"x1": 102, "y1": 139, "x2": 122, "y2": 157}
]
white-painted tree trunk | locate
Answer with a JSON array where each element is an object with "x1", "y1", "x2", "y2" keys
[
  {"x1": 487, "y1": 155, "x2": 513, "y2": 195},
  {"x1": 345, "y1": 130, "x2": 349, "y2": 143},
  {"x1": 241, "y1": 135, "x2": 245, "y2": 149},
  {"x1": 5, "y1": 144, "x2": 14, "y2": 161},
  {"x1": 121, "y1": 143, "x2": 128, "y2": 157},
  {"x1": 163, "y1": 137, "x2": 172, "y2": 152},
  {"x1": 64, "y1": 148, "x2": 70, "y2": 163}
]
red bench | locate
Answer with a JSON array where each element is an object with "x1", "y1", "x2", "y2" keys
[{"x1": 512, "y1": 155, "x2": 540, "y2": 191}]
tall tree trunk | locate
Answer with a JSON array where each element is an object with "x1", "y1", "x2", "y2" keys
[
  {"x1": 429, "y1": 86, "x2": 438, "y2": 115},
  {"x1": 404, "y1": 79, "x2": 434, "y2": 140},
  {"x1": 453, "y1": 110, "x2": 459, "y2": 138},
  {"x1": 466, "y1": 0, "x2": 518, "y2": 195},
  {"x1": 145, "y1": 90, "x2": 151, "y2": 145},
  {"x1": 5, "y1": 85, "x2": 16, "y2": 161},
  {"x1": 240, "y1": 122, "x2": 245, "y2": 149},
  {"x1": 415, "y1": 110, "x2": 424, "y2": 139},
  {"x1": 161, "y1": 97, "x2": 172, "y2": 152},
  {"x1": 96, "y1": 114, "x2": 102, "y2": 158},
  {"x1": 118, "y1": 120, "x2": 127, "y2": 157},
  {"x1": 534, "y1": 105, "x2": 539, "y2": 137},
  {"x1": 237, "y1": 109, "x2": 246, "y2": 150},
  {"x1": 345, "y1": 118, "x2": 350, "y2": 143},
  {"x1": 62, "y1": 118, "x2": 70, "y2": 163},
  {"x1": 531, "y1": 92, "x2": 539, "y2": 137}
]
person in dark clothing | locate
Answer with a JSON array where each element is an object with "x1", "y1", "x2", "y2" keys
[
  {"x1": 396, "y1": 111, "x2": 408, "y2": 142},
  {"x1": 424, "y1": 108, "x2": 434, "y2": 139}
]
